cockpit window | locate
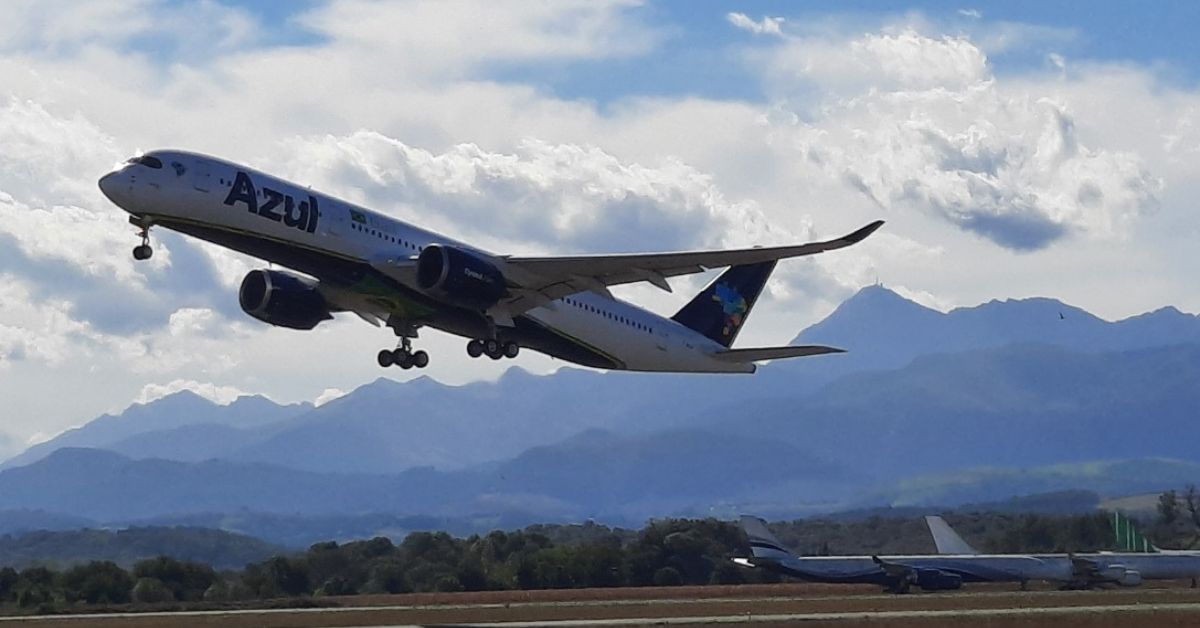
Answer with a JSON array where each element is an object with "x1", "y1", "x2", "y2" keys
[{"x1": 126, "y1": 155, "x2": 163, "y2": 169}]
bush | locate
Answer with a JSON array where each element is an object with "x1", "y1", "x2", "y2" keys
[
  {"x1": 652, "y1": 566, "x2": 682, "y2": 587},
  {"x1": 131, "y1": 577, "x2": 174, "y2": 604},
  {"x1": 60, "y1": 561, "x2": 133, "y2": 605}
]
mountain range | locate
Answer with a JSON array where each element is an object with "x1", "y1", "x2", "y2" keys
[{"x1": 4, "y1": 286, "x2": 1199, "y2": 543}]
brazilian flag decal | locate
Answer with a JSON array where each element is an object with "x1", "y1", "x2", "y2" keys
[{"x1": 350, "y1": 209, "x2": 367, "y2": 224}]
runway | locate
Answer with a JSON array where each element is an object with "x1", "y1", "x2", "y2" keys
[{"x1": 3, "y1": 583, "x2": 1200, "y2": 627}]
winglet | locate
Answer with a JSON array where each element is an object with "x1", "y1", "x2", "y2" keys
[{"x1": 842, "y1": 220, "x2": 885, "y2": 244}]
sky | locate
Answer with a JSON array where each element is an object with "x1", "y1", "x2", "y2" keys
[{"x1": 1, "y1": 0, "x2": 1198, "y2": 455}]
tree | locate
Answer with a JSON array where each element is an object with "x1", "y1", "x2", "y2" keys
[
  {"x1": 652, "y1": 566, "x2": 682, "y2": 586},
  {"x1": 1185, "y1": 485, "x2": 1200, "y2": 548},
  {"x1": 1159, "y1": 490, "x2": 1181, "y2": 526},
  {"x1": 131, "y1": 577, "x2": 175, "y2": 604},
  {"x1": 60, "y1": 561, "x2": 133, "y2": 605},
  {"x1": 132, "y1": 556, "x2": 216, "y2": 602},
  {"x1": 0, "y1": 567, "x2": 17, "y2": 602}
]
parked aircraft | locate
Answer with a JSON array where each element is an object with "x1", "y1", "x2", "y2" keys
[
  {"x1": 734, "y1": 515, "x2": 1072, "y2": 593},
  {"x1": 98, "y1": 151, "x2": 882, "y2": 373},
  {"x1": 926, "y1": 515, "x2": 1200, "y2": 588}
]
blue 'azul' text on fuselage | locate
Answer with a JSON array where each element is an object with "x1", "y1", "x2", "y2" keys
[{"x1": 223, "y1": 171, "x2": 319, "y2": 234}]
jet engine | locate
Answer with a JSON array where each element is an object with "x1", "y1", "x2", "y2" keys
[
  {"x1": 416, "y1": 244, "x2": 507, "y2": 309},
  {"x1": 915, "y1": 568, "x2": 964, "y2": 591},
  {"x1": 1100, "y1": 565, "x2": 1143, "y2": 587},
  {"x1": 239, "y1": 269, "x2": 332, "y2": 330}
]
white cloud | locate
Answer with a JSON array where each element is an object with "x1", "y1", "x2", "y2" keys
[
  {"x1": 277, "y1": 131, "x2": 793, "y2": 254},
  {"x1": 296, "y1": 0, "x2": 660, "y2": 79},
  {"x1": 761, "y1": 29, "x2": 1162, "y2": 251},
  {"x1": 727, "y1": 13, "x2": 784, "y2": 37},
  {"x1": 136, "y1": 379, "x2": 251, "y2": 406},
  {"x1": 167, "y1": 308, "x2": 220, "y2": 337},
  {"x1": 957, "y1": 9, "x2": 982, "y2": 20},
  {"x1": 313, "y1": 388, "x2": 347, "y2": 407}
]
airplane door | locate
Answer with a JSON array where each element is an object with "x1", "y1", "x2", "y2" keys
[
  {"x1": 191, "y1": 161, "x2": 212, "y2": 192},
  {"x1": 321, "y1": 203, "x2": 345, "y2": 236}
]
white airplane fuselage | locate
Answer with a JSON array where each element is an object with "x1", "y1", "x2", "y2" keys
[{"x1": 99, "y1": 150, "x2": 755, "y2": 373}]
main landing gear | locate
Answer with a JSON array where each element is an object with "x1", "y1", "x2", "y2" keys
[
  {"x1": 379, "y1": 318, "x2": 429, "y2": 370},
  {"x1": 466, "y1": 338, "x2": 519, "y2": 360},
  {"x1": 132, "y1": 223, "x2": 153, "y2": 261},
  {"x1": 377, "y1": 336, "x2": 429, "y2": 370}
]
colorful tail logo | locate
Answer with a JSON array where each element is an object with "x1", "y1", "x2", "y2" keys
[{"x1": 712, "y1": 283, "x2": 749, "y2": 338}]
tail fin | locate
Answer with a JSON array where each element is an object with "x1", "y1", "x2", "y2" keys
[
  {"x1": 925, "y1": 516, "x2": 979, "y2": 555},
  {"x1": 672, "y1": 262, "x2": 776, "y2": 347},
  {"x1": 739, "y1": 515, "x2": 793, "y2": 561}
]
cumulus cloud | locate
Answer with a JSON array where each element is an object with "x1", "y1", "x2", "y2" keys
[
  {"x1": 0, "y1": 100, "x2": 240, "y2": 334},
  {"x1": 763, "y1": 29, "x2": 1162, "y2": 250},
  {"x1": 296, "y1": 0, "x2": 659, "y2": 79},
  {"x1": 278, "y1": 132, "x2": 791, "y2": 254},
  {"x1": 136, "y1": 379, "x2": 251, "y2": 406},
  {"x1": 313, "y1": 388, "x2": 347, "y2": 407},
  {"x1": 727, "y1": 13, "x2": 784, "y2": 37}
]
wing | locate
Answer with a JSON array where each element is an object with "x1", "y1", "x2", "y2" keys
[
  {"x1": 498, "y1": 220, "x2": 884, "y2": 315},
  {"x1": 872, "y1": 555, "x2": 914, "y2": 579}
]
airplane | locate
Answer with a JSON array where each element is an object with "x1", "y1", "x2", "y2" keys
[
  {"x1": 97, "y1": 150, "x2": 883, "y2": 373},
  {"x1": 926, "y1": 515, "x2": 1200, "y2": 588},
  {"x1": 734, "y1": 515, "x2": 1073, "y2": 593}
]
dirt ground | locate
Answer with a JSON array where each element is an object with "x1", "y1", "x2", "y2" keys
[{"x1": 3, "y1": 582, "x2": 1200, "y2": 627}]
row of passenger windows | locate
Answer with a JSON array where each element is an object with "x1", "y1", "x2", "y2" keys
[
  {"x1": 561, "y1": 297, "x2": 653, "y2": 334},
  {"x1": 350, "y1": 221, "x2": 421, "y2": 251}
]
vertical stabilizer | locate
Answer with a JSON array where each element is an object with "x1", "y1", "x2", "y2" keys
[
  {"x1": 739, "y1": 515, "x2": 793, "y2": 561},
  {"x1": 672, "y1": 262, "x2": 776, "y2": 347},
  {"x1": 925, "y1": 516, "x2": 979, "y2": 555}
]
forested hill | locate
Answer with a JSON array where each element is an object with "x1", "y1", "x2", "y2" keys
[{"x1": 0, "y1": 527, "x2": 282, "y2": 570}]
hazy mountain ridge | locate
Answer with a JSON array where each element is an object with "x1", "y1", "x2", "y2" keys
[
  {"x1": 1, "y1": 392, "x2": 313, "y2": 470},
  {"x1": 3, "y1": 287, "x2": 1199, "y2": 533},
  {"x1": 7, "y1": 287, "x2": 1198, "y2": 477},
  {"x1": 716, "y1": 342, "x2": 1200, "y2": 481}
]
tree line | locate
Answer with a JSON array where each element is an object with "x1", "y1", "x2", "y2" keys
[{"x1": 3, "y1": 505, "x2": 1193, "y2": 613}]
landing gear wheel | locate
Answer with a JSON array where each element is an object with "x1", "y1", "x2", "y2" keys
[
  {"x1": 483, "y1": 338, "x2": 501, "y2": 356},
  {"x1": 398, "y1": 354, "x2": 414, "y2": 369},
  {"x1": 467, "y1": 340, "x2": 484, "y2": 358},
  {"x1": 132, "y1": 244, "x2": 153, "y2": 261},
  {"x1": 412, "y1": 350, "x2": 429, "y2": 368},
  {"x1": 377, "y1": 349, "x2": 395, "y2": 368},
  {"x1": 503, "y1": 342, "x2": 520, "y2": 358}
]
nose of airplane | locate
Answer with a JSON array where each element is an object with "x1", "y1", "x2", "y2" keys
[{"x1": 98, "y1": 170, "x2": 130, "y2": 207}]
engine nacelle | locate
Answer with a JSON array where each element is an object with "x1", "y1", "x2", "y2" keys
[
  {"x1": 915, "y1": 568, "x2": 963, "y2": 591},
  {"x1": 1101, "y1": 565, "x2": 1142, "y2": 587},
  {"x1": 239, "y1": 269, "x2": 332, "y2": 330},
  {"x1": 416, "y1": 244, "x2": 507, "y2": 310}
]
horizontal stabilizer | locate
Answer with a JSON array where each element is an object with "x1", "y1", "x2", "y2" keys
[{"x1": 713, "y1": 345, "x2": 845, "y2": 363}]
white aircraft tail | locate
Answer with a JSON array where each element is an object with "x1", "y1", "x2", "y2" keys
[
  {"x1": 925, "y1": 516, "x2": 979, "y2": 555},
  {"x1": 739, "y1": 515, "x2": 793, "y2": 561}
]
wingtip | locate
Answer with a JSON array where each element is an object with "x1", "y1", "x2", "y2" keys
[{"x1": 844, "y1": 219, "x2": 885, "y2": 243}]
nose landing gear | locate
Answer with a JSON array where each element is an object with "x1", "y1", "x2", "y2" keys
[{"x1": 132, "y1": 224, "x2": 153, "y2": 261}]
